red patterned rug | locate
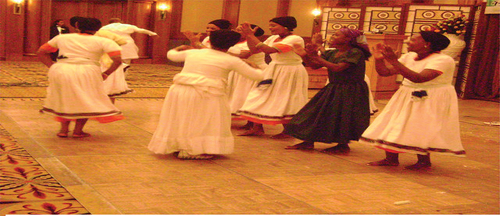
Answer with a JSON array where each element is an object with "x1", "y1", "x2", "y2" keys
[{"x1": 0, "y1": 125, "x2": 90, "y2": 215}]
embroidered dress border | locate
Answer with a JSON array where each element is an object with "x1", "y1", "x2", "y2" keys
[
  {"x1": 108, "y1": 89, "x2": 134, "y2": 97},
  {"x1": 41, "y1": 107, "x2": 122, "y2": 118},
  {"x1": 238, "y1": 111, "x2": 294, "y2": 125},
  {"x1": 360, "y1": 137, "x2": 466, "y2": 156}
]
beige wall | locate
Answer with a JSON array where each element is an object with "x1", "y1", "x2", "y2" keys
[
  {"x1": 181, "y1": 0, "x2": 224, "y2": 33},
  {"x1": 238, "y1": 0, "x2": 278, "y2": 32},
  {"x1": 289, "y1": 0, "x2": 317, "y2": 37}
]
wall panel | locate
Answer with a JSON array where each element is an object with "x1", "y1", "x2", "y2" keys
[
  {"x1": 0, "y1": 0, "x2": 7, "y2": 59},
  {"x1": 130, "y1": 1, "x2": 154, "y2": 58},
  {"x1": 239, "y1": 0, "x2": 278, "y2": 32},
  {"x1": 181, "y1": 0, "x2": 224, "y2": 33},
  {"x1": 24, "y1": 0, "x2": 43, "y2": 56}
]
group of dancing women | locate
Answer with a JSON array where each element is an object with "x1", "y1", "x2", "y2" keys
[{"x1": 38, "y1": 15, "x2": 465, "y2": 169}]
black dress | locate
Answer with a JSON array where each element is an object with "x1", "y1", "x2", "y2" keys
[{"x1": 285, "y1": 48, "x2": 370, "y2": 144}]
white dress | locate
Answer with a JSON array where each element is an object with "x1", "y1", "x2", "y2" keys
[
  {"x1": 100, "y1": 23, "x2": 157, "y2": 60},
  {"x1": 227, "y1": 41, "x2": 268, "y2": 117},
  {"x1": 237, "y1": 35, "x2": 309, "y2": 125},
  {"x1": 148, "y1": 48, "x2": 263, "y2": 155},
  {"x1": 95, "y1": 30, "x2": 133, "y2": 97},
  {"x1": 359, "y1": 52, "x2": 465, "y2": 156},
  {"x1": 40, "y1": 33, "x2": 123, "y2": 122}
]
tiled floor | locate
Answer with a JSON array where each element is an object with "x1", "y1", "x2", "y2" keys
[{"x1": 0, "y1": 61, "x2": 499, "y2": 214}]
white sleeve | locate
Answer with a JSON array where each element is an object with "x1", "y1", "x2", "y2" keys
[
  {"x1": 230, "y1": 57, "x2": 264, "y2": 81},
  {"x1": 167, "y1": 49, "x2": 188, "y2": 62},
  {"x1": 132, "y1": 26, "x2": 157, "y2": 36}
]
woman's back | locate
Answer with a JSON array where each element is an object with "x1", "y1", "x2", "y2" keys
[{"x1": 49, "y1": 33, "x2": 119, "y2": 63}]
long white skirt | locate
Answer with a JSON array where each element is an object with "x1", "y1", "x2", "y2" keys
[
  {"x1": 42, "y1": 63, "x2": 122, "y2": 120},
  {"x1": 359, "y1": 85, "x2": 465, "y2": 156},
  {"x1": 148, "y1": 84, "x2": 234, "y2": 155},
  {"x1": 103, "y1": 63, "x2": 133, "y2": 97},
  {"x1": 237, "y1": 63, "x2": 309, "y2": 125}
]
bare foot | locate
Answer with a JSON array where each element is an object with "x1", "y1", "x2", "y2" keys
[
  {"x1": 270, "y1": 133, "x2": 292, "y2": 139},
  {"x1": 285, "y1": 142, "x2": 314, "y2": 150},
  {"x1": 404, "y1": 162, "x2": 431, "y2": 170},
  {"x1": 367, "y1": 159, "x2": 399, "y2": 166},
  {"x1": 238, "y1": 129, "x2": 265, "y2": 136},
  {"x1": 237, "y1": 122, "x2": 254, "y2": 130},
  {"x1": 56, "y1": 131, "x2": 68, "y2": 138},
  {"x1": 320, "y1": 145, "x2": 350, "y2": 154},
  {"x1": 72, "y1": 132, "x2": 91, "y2": 138}
]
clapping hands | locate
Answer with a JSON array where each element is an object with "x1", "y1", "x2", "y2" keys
[{"x1": 373, "y1": 43, "x2": 398, "y2": 62}]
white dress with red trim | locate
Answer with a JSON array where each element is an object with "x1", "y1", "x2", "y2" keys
[
  {"x1": 359, "y1": 52, "x2": 465, "y2": 156},
  {"x1": 236, "y1": 35, "x2": 309, "y2": 125},
  {"x1": 148, "y1": 48, "x2": 263, "y2": 155},
  {"x1": 40, "y1": 33, "x2": 124, "y2": 123},
  {"x1": 95, "y1": 30, "x2": 134, "y2": 97},
  {"x1": 227, "y1": 41, "x2": 268, "y2": 118}
]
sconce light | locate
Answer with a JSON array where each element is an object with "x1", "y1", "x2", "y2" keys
[
  {"x1": 13, "y1": 0, "x2": 23, "y2": 15},
  {"x1": 158, "y1": 4, "x2": 170, "y2": 20},
  {"x1": 312, "y1": 8, "x2": 321, "y2": 25}
]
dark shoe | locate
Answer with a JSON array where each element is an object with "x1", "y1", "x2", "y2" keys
[{"x1": 367, "y1": 159, "x2": 399, "y2": 166}]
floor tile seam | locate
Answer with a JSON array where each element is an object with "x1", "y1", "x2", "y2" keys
[{"x1": 206, "y1": 161, "x2": 331, "y2": 214}]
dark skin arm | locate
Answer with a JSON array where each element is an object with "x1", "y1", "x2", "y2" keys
[
  {"x1": 293, "y1": 43, "x2": 351, "y2": 72},
  {"x1": 37, "y1": 48, "x2": 54, "y2": 68},
  {"x1": 377, "y1": 43, "x2": 442, "y2": 83},
  {"x1": 241, "y1": 22, "x2": 279, "y2": 54}
]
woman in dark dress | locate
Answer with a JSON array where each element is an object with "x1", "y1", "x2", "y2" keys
[{"x1": 284, "y1": 28, "x2": 371, "y2": 154}]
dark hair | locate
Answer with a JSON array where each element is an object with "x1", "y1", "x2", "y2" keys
[
  {"x1": 78, "y1": 18, "x2": 102, "y2": 33},
  {"x1": 69, "y1": 16, "x2": 86, "y2": 28},
  {"x1": 270, "y1": 16, "x2": 297, "y2": 31},
  {"x1": 209, "y1": 19, "x2": 232, "y2": 30},
  {"x1": 210, "y1": 29, "x2": 241, "y2": 50},
  {"x1": 251, "y1": 24, "x2": 265, "y2": 37},
  {"x1": 53, "y1": 19, "x2": 63, "y2": 26},
  {"x1": 420, "y1": 31, "x2": 450, "y2": 52}
]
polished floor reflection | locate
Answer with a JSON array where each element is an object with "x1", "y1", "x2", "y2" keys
[{"x1": 0, "y1": 61, "x2": 498, "y2": 214}]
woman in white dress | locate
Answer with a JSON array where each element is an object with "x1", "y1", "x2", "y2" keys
[
  {"x1": 70, "y1": 16, "x2": 133, "y2": 103},
  {"x1": 100, "y1": 18, "x2": 158, "y2": 64},
  {"x1": 148, "y1": 30, "x2": 264, "y2": 160},
  {"x1": 237, "y1": 17, "x2": 309, "y2": 138},
  {"x1": 360, "y1": 31, "x2": 465, "y2": 170},
  {"x1": 37, "y1": 18, "x2": 124, "y2": 138},
  {"x1": 227, "y1": 24, "x2": 267, "y2": 125},
  {"x1": 183, "y1": 19, "x2": 232, "y2": 49}
]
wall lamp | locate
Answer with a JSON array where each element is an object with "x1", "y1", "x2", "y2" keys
[
  {"x1": 312, "y1": 8, "x2": 321, "y2": 25},
  {"x1": 158, "y1": 3, "x2": 170, "y2": 20},
  {"x1": 13, "y1": 0, "x2": 23, "y2": 15}
]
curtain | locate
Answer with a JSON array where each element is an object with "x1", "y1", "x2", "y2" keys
[{"x1": 464, "y1": 14, "x2": 500, "y2": 101}]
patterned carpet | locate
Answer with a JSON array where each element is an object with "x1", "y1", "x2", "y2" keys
[
  {"x1": 0, "y1": 125, "x2": 90, "y2": 215},
  {"x1": 0, "y1": 61, "x2": 182, "y2": 98},
  {"x1": 0, "y1": 61, "x2": 183, "y2": 214}
]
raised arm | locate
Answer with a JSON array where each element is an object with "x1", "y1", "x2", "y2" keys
[
  {"x1": 380, "y1": 44, "x2": 442, "y2": 83},
  {"x1": 241, "y1": 22, "x2": 278, "y2": 54},
  {"x1": 293, "y1": 43, "x2": 350, "y2": 72}
]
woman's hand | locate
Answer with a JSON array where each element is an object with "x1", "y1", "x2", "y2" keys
[
  {"x1": 372, "y1": 43, "x2": 386, "y2": 60},
  {"x1": 174, "y1": 45, "x2": 193, "y2": 51},
  {"x1": 240, "y1": 22, "x2": 256, "y2": 37},
  {"x1": 311, "y1": 33, "x2": 324, "y2": 46},
  {"x1": 182, "y1": 31, "x2": 201, "y2": 42},
  {"x1": 381, "y1": 44, "x2": 398, "y2": 62},
  {"x1": 292, "y1": 44, "x2": 307, "y2": 57}
]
